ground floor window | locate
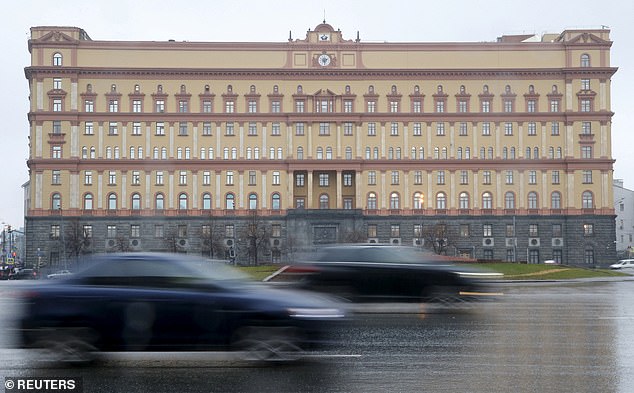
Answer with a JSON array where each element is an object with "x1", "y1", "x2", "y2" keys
[
  {"x1": 584, "y1": 249, "x2": 594, "y2": 265},
  {"x1": 553, "y1": 249, "x2": 563, "y2": 264},
  {"x1": 506, "y1": 248, "x2": 515, "y2": 262},
  {"x1": 529, "y1": 249, "x2": 540, "y2": 264},
  {"x1": 483, "y1": 249, "x2": 494, "y2": 260}
]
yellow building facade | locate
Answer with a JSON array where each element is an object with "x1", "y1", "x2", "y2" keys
[{"x1": 24, "y1": 23, "x2": 617, "y2": 266}]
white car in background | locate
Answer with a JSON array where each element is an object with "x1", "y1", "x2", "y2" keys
[
  {"x1": 46, "y1": 270, "x2": 73, "y2": 279},
  {"x1": 609, "y1": 259, "x2": 634, "y2": 270}
]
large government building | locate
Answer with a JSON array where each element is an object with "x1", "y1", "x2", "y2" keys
[{"x1": 24, "y1": 23, "x2": 617, "y2": 267}]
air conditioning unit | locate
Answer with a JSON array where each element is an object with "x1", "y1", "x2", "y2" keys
[
  {"x1": 177, "y1": 239, "x2": 189, "y2": 248},
  {"x1": 413, "y1": 238, "x2": 424, "y2": 247},
  {"x1": 367, "y1": 238, "x2": 379, "y2": 244},
  {"x1": 529, "y1": 238, "x2": 541, "y2": 247},
  {"x1": 129, "y1": 239, "x2": 142, "y2": 250},
  {"x1": 105, "y1": 239, "x2": 116, "y2": 250},
  {"x1": 482, "y1": 238, "x2": 494, "y2": 247},
  {"x1": 390, "y1": 238, "x2": 401, "y2": 245},
  {"x1": 272, "y1": 239, "x2": 282, "y2": 248},
  {"x1": 505, "y1": 238, "x2": 517, "y2": 247},
  {"x1": 552, "y1": 238, "x2": 564, "y2": 247},
  {"x1": 224, "y1": 238, "x2": 235, "y2": 247}
]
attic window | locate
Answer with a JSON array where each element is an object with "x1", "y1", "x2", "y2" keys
[{"x1": 53, "y1": 53, "x2": 62, "y2": 66}]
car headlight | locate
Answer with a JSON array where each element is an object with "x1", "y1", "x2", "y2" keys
[{"x1": 287, "y1": 308, "x2": 345, "y2": 319}]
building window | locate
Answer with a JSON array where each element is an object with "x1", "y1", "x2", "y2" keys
[
  {"x1": 319, "y1": 173, "x2": 329, "y2": 187},
  {"x1": 552, "y1": 171, "x2": 560, "y2": 184},
  {"x1": 343, "y1": 173, "x2": 353, "y2": 187},
  {"x1": 583, "y1": 224, "x2": 594, "y2": 236},
  {"x1": 226, "y1": 171, "x2": 234, "y2": 186},
  {"x1": 582, "y1": 170, "x2": 593, "y2": 184},
  {"x1": 272, "y1": 171, "x2": 280, "y2": 185},
  {"x1": 528, "y1": 170, "x2": 537, "y2": 185},
  {"x1": 295, "y1": 198, "x2": 305, "y2": 209},
  {"x1": 581, "y1": 79, "x2": 591, "y2": 91},
  {"x1": 528, "y1": 192, "x2": 538, "y2": 209},
  {"x1": 367, "y1": 101, "x2": 376, "y2": 113},
  {"x1": 551, "y1": 122, "x2": 560, "y2": 136},
  {"x1": 225, "y1": 101, "x2": 235, "y2": 113},
  {"x1": 178, "y1": 193, "x2": 188, "y2": 210},
  {"x1": 296, "y1": 173, "x2": 305, "y2": 187},
  {"x1": 551, "y1": 192, "x2": 561, "y2": 209},
  {"x1": 527, "y1": 100, "x2": 536, "y2": 113},
  {"x1": 504, "y1": 123, "x2": 513, "y2": 136},
  {"x1": 108, "y1": 193, "x2": 117, "y2": 210},
  {"x1": 581, "y1": 54, "x2": 591, "y2": 67},
  {"x1": 179, "y1": 171, "x2": 187, "y2": 185},
  {"x1": 580, "y1": 99, "x2": 591, "y2": 112},
  {"x1": 582, "y1": 122, "x2": 592, "y2": 135},
  {"x1": 319, "y1": 122, "x2": 330, "y2": 135},
  {"x1": 200, "y1": 192, "x2": 212, "y2": 210},
  {"x1": 550, "y1": 100, "x2": 560, "y2": 112},
  {"x1": 391, "y1": 171, "x2": 400, "y2": 185},
  {"x1": 367, "y1": 193, "x2": 377, "y2": 210},
  {"x1": 436, "y1": 193, "x2": 447, "y2": 209},
  {"x1": 483, "y1": 224, "x2": 492, "y2": 237},
  {"x1": 155, "y1": 194, "x2": 164, "y2": 210},
  {"x1": 582, "y1": 191, "x2": 594, "y2": 209},
  {"x1": 295, "y1": 122, "x2": 305, "y2": 136},
  {"x1": 295, "y1": 100, "x2": 305, "y2": 113},
  {"x1": 271, "y1": 193, "x2": 281, "y2": 210},
  {"x1": 368, "y1": 123, "x2": 376, "y2": 136},
  {"x1": 368, "y1": 171, "x2": 376, "y2": 185},
  {"x1": 482, "y1": 192, "x2": 493, "y2": 209},
  {"x1": 319, "y1": 194, "x2": 329, "y2": 209},
  {"x1": 106, "y1": 225, "x2": 117, "y2": 239},
  {"x1": 436, "y1": 171, "x2": 445, "y2": 185},
  {"x1": 482, "y1": 122, "x2": 491, "y2": 136},
  {"x1": 581, "y1": 146, "x2": 593, "y2": 159},
  {"x1": 390, "y1": 193, "x2": 400, "y2": 209},
  {"x1": 368, "y1": 224, "x2": 377, "y2": 238},
  {"x1": 436, "y1": 123, "x2": 445, "y2": 136}
]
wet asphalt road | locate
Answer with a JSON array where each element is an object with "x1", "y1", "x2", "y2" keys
[{"x1": 1, "y1": 279, "x2": 634, "y2": 393}]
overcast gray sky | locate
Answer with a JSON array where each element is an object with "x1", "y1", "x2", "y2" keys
[{"x1": 2, "y1": 0, "x2": 632, "y2": 228}]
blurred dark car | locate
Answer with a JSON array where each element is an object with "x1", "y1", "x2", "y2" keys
[
  {"x1": 18, "y1": 253, "x2": 345, "y2": 363},
  {"x1": 9, "y1": 268, "x2": 39, "y2": 280},
  {"x1": 276, "y1": 244, "x2": 501, "y2": 303}
]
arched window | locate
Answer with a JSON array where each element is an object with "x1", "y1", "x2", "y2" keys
[
  {"x1": 83, "y1": 193, "x2": 93, "y2": 210},
  {"x1": 413, "y1": 192, "x2": 424, "y2": 209},
  {"x1": 155, "y1": 193, "x2": 165, "y2": 210},
  {"x1": 138, "y1": 147, "x2": 143, "y2": 158},
  {"x1": 201, "y1": 148, "x2": 206, "y2": 159},
  {"x1": 510, "y1": 147, "x2": 515, "y2": 159},
  {"x1": 253, "y1": 147, "x2": 259, "y2": 159},
  {"x1": 316, "y1": 147, "x2": 323, "y2": 159},
  {"x1": 113, "y1": 147, "x2": 120, "y2": 159},
  {"x1": 178, "y1": 193, "x2": 188, "y2": 210},
  {"x1": 108, "y1": 193, "x2": 117, "y2": 210},
  {"x1": 326, "y1": 147, "x2": 333, "y2": 160},
  {"x1": 534, "y1": 147, "x2": 539, "y2": 159},
  {"x1": 388, "y1": 147, "x2": 394, "y2": 160},
  {"x1": 502, "y1": 147, "x2": 508, "y2": 159},
  {"x1": 246, "y1": 147, "x2": 252, "y2": 159},
  {"x1": 390, "y1": 192, "x2": 400, "y2": 209},
  {"x1": 549, "y1": 147, "x2": 554, "y2": 159},
  {"x1": 345, "y1": 146, "x2": 352, "y2": 160},
  {"x1": 580, "y1": 54, "x2": 590, "y2": 67},
  {"x1": 365, "y1": 147, "x2": 371, "y2": 159},
  {"x1": 130, "y1": 147, "x2": 135, "y2": 159},
  {"x1": 225, "y1": 193, "x2": 235, "y2": 210},
  {"x1": 419, "y1": 147, "x2": 424, "y2": 159},
  {"x1": 551, "y1": 192, "x2": 561, "y2": 209},
  {"x1": 528, "y1": 192, "x2": 538, "y2": 209},
  {"x1": 436, "y1": 192, "x2": 447, "y2": 209},
  {"x1": 367, "y1": 192, "x2": 377, "y2": 210},
  {"x1": 161, "y1": 147, "x2": 167, "y2": 159},
  {"x1": 582, "y1": 191, "x2": 594, "y2": 209},
  {"x1": 277, "y1": 148, "x2": 283, "y2": 160},
  {"x1": 396, "y1": 147, "x2": 401, "y2": 159},
  {"x1": 488, "y1": 147, "x2": 493, "y2": 159},
  {"x1": 209, "y1": 147, "x2": 215, "y2": 159},
  {"x1": 51, "y1": 193, "x2": 61, "y2": 210},
  {"x1": 185, "y1": 147, "x2": 191, "y2": 159},
  {"x1": 82, "y1": 146, "x2": 88, "y2": 159},
  {"x1": 411, "y1": 147, "x2": 417, "y2": 159},
  {"x1": 505, "y1": 192, "x2": 515, "y2": 209},
  {"x1": 319, "y1": 194, "x2": 329, "y2": 209},
  {"x1": 223, "y1": 148, "x2": 229, "y2": 160},
  {"x1": 53, "y1": 52, "x2": 63, "y2": 66},
  {"x1": 231, "y1": 147, "x2": 237, "y2": 159},
  {"x1": 271, "y1": 193, "x2": 281, "y2": 210},
  {"x1": 202, "y1": 193, "x2": 212, "y2": 210},
  {"x1": 457, "y1": 147, "x2": 463, "y2": 160},
  {"x1": 373, "y1": 147, "x2": 379, "y2": 159},
  {"x1": 106, "y1": 147, "x2": 112, "y2": 159},
  {"x1": 459, "y1": 192, "x2": 470, "y2": 209},
  {"x1": 131, "y1": 193, "x2": 141, "y2": 210},
  {"x1": 465, "y1": 147, "x2": 471, "y2": 159},
  {"x1": 482, "y1": 192, "x2": 493, "y2": 209},
  {"x1": 248, "y1": 193, "x2": 258, "y2": 210},
  {"x1": 441, "y1": 147, "x2": 447, "y2": 159},
  {"x1": 526, "y1": 147, "x2": 531, "y2": 159},
  {"x1": 297, "y1": 147, "x2": 304, "y2": 160},
  {"x1": 153, "y1": 147, "x2": 159, "y2": 159}
]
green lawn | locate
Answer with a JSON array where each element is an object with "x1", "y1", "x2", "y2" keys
[{"x1": 237, "y1": 263, "x2": 628, "y2": 281}]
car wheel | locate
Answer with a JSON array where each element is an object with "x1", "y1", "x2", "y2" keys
[
  {"x1": 423, "y1": 285, "x2": 461, "y2": 304},
  {"x1": 232, "y1": 326, "x2": 303, "y2": 362},
  {"x1": 34, "y1": 328, "x2": 98, "y2": 365}
]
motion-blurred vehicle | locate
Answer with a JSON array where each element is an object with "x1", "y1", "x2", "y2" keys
[
  {"x1": 272, "y1": 244, "x2": 501, "y2": 303},
  {"x1": 9, "y1": 268, "x2": 39, "y2": 280},
  {"x1": 18, "y1": 253, "x2": 345, "y2": 363},
  {"x1": 46, "y1": 269, "x2": 73, "y2": 279},
  {"x1": 610, "y1": 259, "x2": 634, "y2": 269}
]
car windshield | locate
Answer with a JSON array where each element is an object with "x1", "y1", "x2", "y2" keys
[
  {"x1": 311, "y1": 246, "x2": 442, "y2": 264},
  {"x1": 74, "y1": 254, "x2": 249, "y2": 283}
]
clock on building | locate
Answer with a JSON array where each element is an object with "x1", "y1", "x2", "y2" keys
[
  {"x1": 319, "y1": 33, "x2": 330, "y2": 41},
  {"x1": 318, "y1": 54, "x2": 331, "y2": 66}
]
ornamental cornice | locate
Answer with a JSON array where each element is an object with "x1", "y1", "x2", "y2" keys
[{"x1": 24, "y1": 66, "x2": 618, "y2": 80}]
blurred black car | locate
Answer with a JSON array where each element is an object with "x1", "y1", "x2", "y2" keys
[
  {"x1": 18, "y1": 253, "x2": 345, "y2": 363},
  {"x1": 275, "y1": 244, "x2": 501, "y2": 303},
  {"x1": 9, "y1": 268, "x2": 39, "y2": 280}
]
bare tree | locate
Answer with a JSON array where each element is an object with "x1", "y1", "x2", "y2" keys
[
  {"x1": 63, "y1": 220, "x2": 91, "y2": 262},
  {"x1": 343, "y1": 228, "x2": 367, "y2": 243},
  {"x1": 421, "y1": 223, "x2": 456, "y2": 255},
  {"x1": 114, "y1": 235, "x2": 131, "y2": 252},
  {"x1": 201, "y1": 223, "x2": 225, "y2": 259},
  {"x1": 283, "y1": 234, "x2": 299, "y2": 263},
  {"x1": 164, "y1": 228, "x2": 179, "y2": 253},
  {"x1": 242, "y1": 211, "x2": 270, "y2": 265}
]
